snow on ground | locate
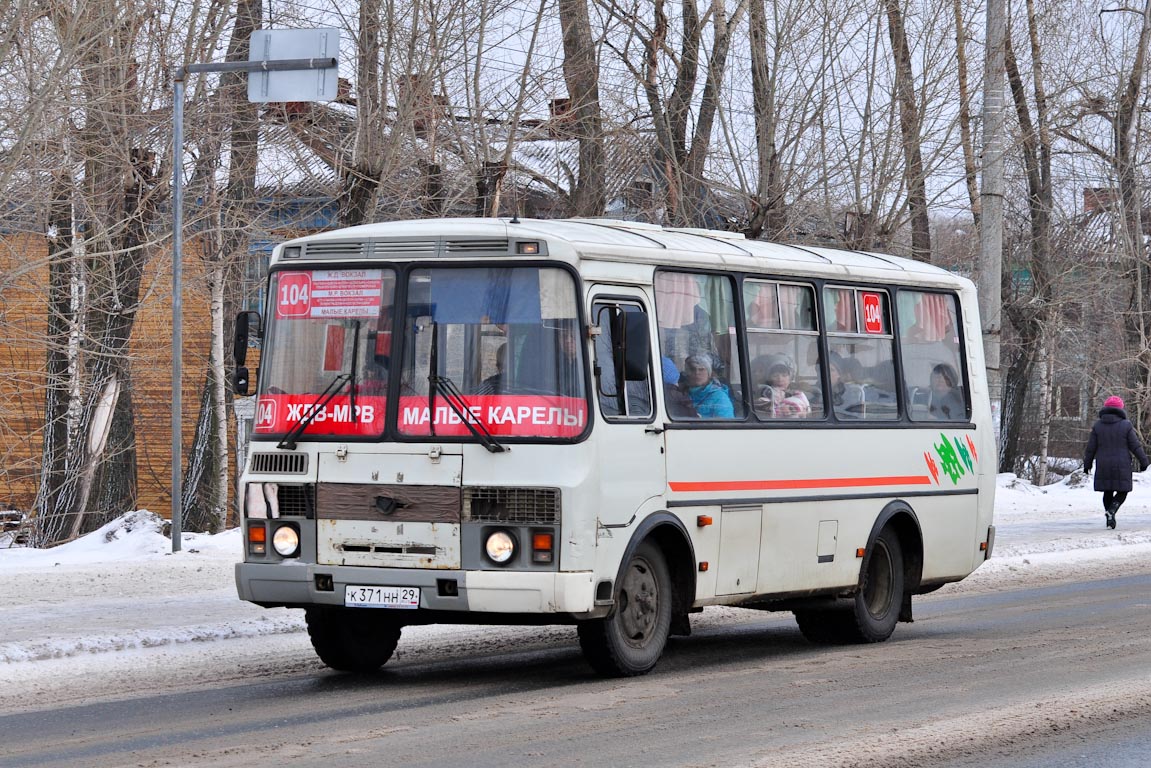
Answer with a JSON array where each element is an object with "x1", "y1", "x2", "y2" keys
[{"x1": 2, "y1": 472, "x2": 1151, "y2": 712}]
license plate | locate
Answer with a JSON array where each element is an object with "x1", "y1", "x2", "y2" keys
[{"x1": 344, "y1": 585, "x2": 420, "y2": 609}]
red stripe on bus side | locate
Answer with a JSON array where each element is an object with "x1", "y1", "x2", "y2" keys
[{"x1": 668, "y1": 475, "x2": 933, "y2": 492}]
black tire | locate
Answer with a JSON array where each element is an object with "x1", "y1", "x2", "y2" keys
[
  {"x1": 305, "y1": 607, "x2": 402, "y2": 672},
  {"x1": 578, "y1": 541, "x2": 673, "y2": 677},
  {"x1": 794, "y1": 608, "x2": 852, "y2": 644},
  {"x1": 794, "y1": 527, "x2": 904, "y2": 645}
]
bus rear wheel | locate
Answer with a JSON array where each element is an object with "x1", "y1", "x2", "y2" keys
[
  {"x1": 795, "y1": 527, "x2": 904, "y2": 644},
  {"x1": 305, "y1": 606, "x2": 402, "y2": 672},
  {"x1": 578, "y1": 541, "x2": 672, "y2": 677}
]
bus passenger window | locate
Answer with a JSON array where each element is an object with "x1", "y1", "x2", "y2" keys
[
  {"x1": 745, "y1": 280, "x2": 823, "y2": 420},
  {"x1": 655, "y1": 271, "x2": 743, "y2": 419},
  {"x1": 898, "y1": 291, "x2": 967, "y2": 422},
  {"x1": 824, "y1": 286, "x2": 898, "y2": 421}
]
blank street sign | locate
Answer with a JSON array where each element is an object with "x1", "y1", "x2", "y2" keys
[{"x1": 248, "y1": 28, "x2": 340, "y2": 103}]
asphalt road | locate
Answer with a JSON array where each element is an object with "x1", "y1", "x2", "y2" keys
[{"x1": 6, "y1": 574, "x2": 1151, "y2": 768}]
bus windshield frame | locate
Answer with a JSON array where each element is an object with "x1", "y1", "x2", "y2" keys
[{"x1": 252, "y1": 262, "x2": 590, "y2": 444}]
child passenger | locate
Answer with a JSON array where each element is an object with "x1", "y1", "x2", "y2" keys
[{"x1": 757, "y1": 356, "x2": 810, "y2": 418}]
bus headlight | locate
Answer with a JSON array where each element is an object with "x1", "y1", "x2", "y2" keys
[
  {"x1": 272, "y1": 525, "x2": 300, "y2": 557},
  {"x1": 484, "y1": 530, "x2": 517, "y2": 564}
]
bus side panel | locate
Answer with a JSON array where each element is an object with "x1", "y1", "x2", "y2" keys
[{"x1": 665, "y1": 426, "x2": 986, "y2": 599}]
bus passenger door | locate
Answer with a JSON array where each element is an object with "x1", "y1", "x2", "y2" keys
[{"x1": 590, "y1": 292, "x2": 666, "y2": 526}]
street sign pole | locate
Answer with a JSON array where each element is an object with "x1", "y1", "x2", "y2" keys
[{"x1": 170, "y1": 35, "x2": 337, "y2": 552}]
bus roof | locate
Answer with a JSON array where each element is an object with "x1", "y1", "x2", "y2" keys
[{"x1": 278, "y1": 217, "x2": 971, "y2": 288}]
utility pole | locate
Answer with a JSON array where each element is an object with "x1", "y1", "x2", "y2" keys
[
  {"x1": 979, "y1": 0, "x2": 1006, "y2": 444},
  {"x1": 170, "y1": 30, "x2": 338, "y2": 552}
]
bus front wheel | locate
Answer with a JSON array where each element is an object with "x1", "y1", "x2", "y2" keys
[
  {"x1": 305, "y1": 606, "x2": 402, "y2": 672},
  {"x1": 795, "y1": 527, "x2": 904, "y2": 644},
  {"x1": 578, "y1": 541, "x2": 672, "y2": 677}
]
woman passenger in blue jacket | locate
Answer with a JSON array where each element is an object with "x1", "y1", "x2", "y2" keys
[
  {"x1": 682, "y1": 354, "x2": 734, "y2": 419},
  {"x1": 1084, "y1": 395, "x2": 1150, "y2": 529}
]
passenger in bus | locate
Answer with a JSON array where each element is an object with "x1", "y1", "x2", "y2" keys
[
  {"x1": 478, "y1": 343, "x2": 507, "y2": 395},
  {"x1": 682, "y1": 354, "x2": 734, "y2": 418},
  {"x1": 662, "y1": 356, "x2": 697, "y2": 418},
  {"x1": 753, "y1": 354, "x2": 810, "y2": 418},
  {"x1": 827, "y1": 353, "x2": 866, "y2": 417},
  {"x1": 663, "y1": 304, "x2": 725, "y2": 379},
  {"x1": 355, "y1": 362, "x2": 389, "y2": 395},
  {"x1": 556, "y1": 326, "x2": 584, "y2": 395},
  {"x1": 927, "y1": 363, "x2": 964, "y2": 420}
]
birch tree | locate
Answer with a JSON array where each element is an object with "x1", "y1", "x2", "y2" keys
[
  {"x1": 33, "y1": 2, "x2": 167, "y2": 544},
  {"x1": 181, "y1": 0, "x2": 263, "y2": 533},
  {"x1": 998, "y1": 0, "x2": 1054, "y2": 473}
]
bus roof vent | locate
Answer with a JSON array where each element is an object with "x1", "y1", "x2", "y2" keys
[
  {"x1": 374, "y1": 239, "x2": 438, "y2": 255},
  {"x1": 445, "y1": 239, "x2": 510, "y2": 254},
  {"x1": 464, "y1": 487, "x2": 560, "y2": 524},
  {"x1": 250, "y1": 451, "x2": 309, "y2": 475},
  {"x1": 303, "y1": 241, "x2": 370, "y2": 259}
]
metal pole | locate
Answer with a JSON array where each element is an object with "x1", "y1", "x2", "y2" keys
[
  {"x1": 186, "y1": 57, "x2": 336, "y2": 75},
  {"x1": 168, "y1": 53, "x2": 335, "y2": 552},
  {"x1": 979, "y1": 0, "x2": 1006, "y2": 448},
  {"x1": 172, "y1": 66, "x2": 185, "y2": 553}
]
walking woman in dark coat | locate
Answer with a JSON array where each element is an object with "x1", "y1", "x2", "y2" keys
[{"x1": 1084, "y1": 396, "x2": 1150, "y2": 529}]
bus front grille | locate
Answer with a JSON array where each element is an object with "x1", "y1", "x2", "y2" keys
[
  {"x1": 277, "y1": 484, "x2": 316, "y2": 517},
  {"x1": 250, "y1": 452, "x2": 309, "y2": 474},
  {"x1": 464, "y1": 487, "x2": 561, "y2": 525}
]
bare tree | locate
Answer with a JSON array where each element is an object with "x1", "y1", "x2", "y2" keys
[
  {"x1": 998, "y1": 0, "x2": 1054, "y2": 474},
  {"x1": 883, "y1": 0, "x2": 931, "y2": 260},
  {"x1": 1112, "y1": 2, "x2": 1151, "y2": 436},
  {"x1": 33, "y1": 3, "x2": 166, "y2": 544},
  {"x1": 181, "y1": 0, "x2": 264, "y2": 533},
  {"x1": 600, "y1": 0, "x2": 747, "y2": 226},
  {"x1": 558, "y1": 0, "x2": 606, "y2": 215},
  {"x1": 952, "y1": 0, "x2": 980, "y2": 224}
]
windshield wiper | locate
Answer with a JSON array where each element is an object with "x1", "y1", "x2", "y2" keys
[
  {"x1": 427, "y1": 321, "x2": 506, "y2": 453},
  {"x1": 278, "y1": 321, "x2": 363, "y2": 450},
  {"x1": 277, "y1": 372, "x2": 351, "y2": 451},
  {"x1": 348, "y1": 320, "x2": 361, "y2": 423}
]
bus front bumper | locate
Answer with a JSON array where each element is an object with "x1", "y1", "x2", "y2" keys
[{"x1": 236, "y1": 561, "x2": 598, "y2": 615}]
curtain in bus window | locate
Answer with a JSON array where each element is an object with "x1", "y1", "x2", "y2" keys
[
  {"x1": 745, "y1": 281, "x2": 780, "y2": 329},
  {"x1": 655, "y1": 271, "x2": 701, "y2": 328},
  {"x1": 656, "y1": 272, "x2": 719, "y2": 370},
  {"x1": 429, "y1": 268, "x2": 542, "y2": 324},
  {"x1": 779, "y1": 284, "x2": 814, "y2": 330},
  {"x1": 897, "y1": 291, "x2": 953, "y2": 342},
  {"x1": 824, "y1": 287, "x2": 856, "y2": 332}
]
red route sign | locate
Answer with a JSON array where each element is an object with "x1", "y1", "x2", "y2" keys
[
  {"x1": 862, "y1": 292, "x2": 884, "y2": 334},
  {"x1": 275, "y1": 270, "x2": 384, "y2": 320}
]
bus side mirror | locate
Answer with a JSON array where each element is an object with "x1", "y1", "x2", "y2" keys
[
  {"x1": 233, "y1": 311, "x2": 261, "y2": 396},
  {"x1": 613, "y1": 310, "x2": 651, "y2": 381},
  {"x1": 233, "y1": 311, "x2": 261, "y2": 366}
]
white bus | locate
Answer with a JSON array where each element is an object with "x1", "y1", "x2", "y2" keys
[{"x1": 233, "y1": 217, "x2": 996, "y2": 677}]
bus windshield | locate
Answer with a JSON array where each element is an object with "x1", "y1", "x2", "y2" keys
[
  {"x1": 397, "y1": 266, "x2": 587, "y2": 439},
  {"x1": 254, "y1": 268, "x2": 396, "y2": 439},
  {"x1": 253, "y1": 264, "x2": 588, "y2": 441}
]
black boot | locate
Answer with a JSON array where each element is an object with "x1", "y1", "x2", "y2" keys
[{"x1": 1106, "y1": 501, "x2": 1117, "y2": 529}]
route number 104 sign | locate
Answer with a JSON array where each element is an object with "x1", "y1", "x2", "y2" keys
[{"x1": 275, "y1": 270, "x2": 385, "y2": 320}]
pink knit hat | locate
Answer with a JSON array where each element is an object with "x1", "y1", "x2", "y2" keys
[{"x1": 1104, "y1": 395, "x2": 1125, "y2": 409}]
